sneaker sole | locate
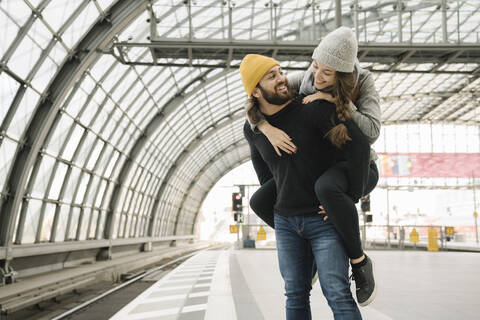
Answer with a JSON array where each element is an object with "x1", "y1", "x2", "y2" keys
[{"x1": 358, "y1": 258, "x2": 377, "y2": 307}]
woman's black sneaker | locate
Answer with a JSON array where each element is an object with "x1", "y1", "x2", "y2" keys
[{"x1": 351, "y1": 255, "x2": 377, "y2": 306}]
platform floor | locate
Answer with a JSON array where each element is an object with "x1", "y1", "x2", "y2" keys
[{"x1": 110, "y1": 248, "x2": 480, "y2": 320}]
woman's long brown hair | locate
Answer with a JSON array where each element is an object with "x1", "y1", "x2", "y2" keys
[
  {"x1": 326, "y1": 71, "x2": 356, "y2": 148},
  {"x1": 245, "y1": 95, "x2": 262, "y2": 126}
]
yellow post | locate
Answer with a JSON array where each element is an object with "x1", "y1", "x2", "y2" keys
[
  {"x1": 427, "y1": 227, "x2": 439, "y2": 252},
  {"x1": 445, "y1": 226, "x2": 454, "y2": 236},
  {"x1": 409, "y1": 228, "x2": 419, "y2": 243},
  {"x1": 256, "y1": 226, "x2": 266, "y2": 241}
]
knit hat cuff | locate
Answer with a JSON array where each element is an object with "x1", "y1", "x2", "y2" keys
[
  {"x1": 239, "y1": 54, "x2": 280, "y2": 97},
  {"x1": 312, "y1": 48, "x2": 355, "y2": 73}
]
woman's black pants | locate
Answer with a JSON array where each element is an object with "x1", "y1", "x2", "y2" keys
[{"x1": 249, "y1": 161, "x2": 379, "y2": 259}]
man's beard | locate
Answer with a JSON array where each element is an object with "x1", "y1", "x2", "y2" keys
[{"x1": 258, "y1": 82, "x2": 294, "y2": 105}]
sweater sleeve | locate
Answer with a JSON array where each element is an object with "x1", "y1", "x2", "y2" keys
[
  {"x1": 348, "y1": 70, "x2": 381, "y2": 144},
  {"x1": 287, "y1": 71, "x2": 306, "y2": 91},
  {"x1": 244, "y1": 122, "x2": 273, "y2": 185}
]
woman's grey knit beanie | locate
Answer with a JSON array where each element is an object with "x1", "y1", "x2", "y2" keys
[{"x1": 312, "y1": 26, "x2": 358, "y2": 73}]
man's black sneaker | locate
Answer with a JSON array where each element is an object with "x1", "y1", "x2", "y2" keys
[{"x1": 351, "y1": 255, "x2": 376, "y2": 306}]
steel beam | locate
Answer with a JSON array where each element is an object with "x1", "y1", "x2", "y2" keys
[
  {"x1": 388, "y1": 49, "x2": 415, "y2": 72},
  {"x1": 112, "y1": 40, "x2": 480, "y2": 74},
  {"x1": 0, "y1": 235, "x2": 193, "y2": 259},
  {"x1": 429, "y1": 50, "x2": 464, "y2": 73},
  {"x1": 335, "y1": 0, "x2": 342, "y2": 28}
]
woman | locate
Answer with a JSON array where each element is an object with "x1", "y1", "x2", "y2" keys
[{"x1": 247, "y1": 27, "x2": 381, "y2": 307}]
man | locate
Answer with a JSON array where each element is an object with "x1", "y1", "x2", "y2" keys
[{"x1": 241, "y1": 54, "x2": 368, "y2": 319}]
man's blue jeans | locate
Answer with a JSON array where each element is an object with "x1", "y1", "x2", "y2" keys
[{"x1": 274, "y1": 213, "x2": 362, "y2": 320}]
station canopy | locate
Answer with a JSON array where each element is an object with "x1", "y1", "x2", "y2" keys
[{"x1": 0, "y1": 0, "x2": 479, "y2": 245}]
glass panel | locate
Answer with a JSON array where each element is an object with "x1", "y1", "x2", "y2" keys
[
  {"x1": 30, "y1": 55, "x2": 59, "y2": 93},
  {"x1": 28, "y1": 0, "x2": 43, "y2": 9},
  {"x1": 7, "y1": 17, "x2": 49, "y2": 79},
  {"x1": 46, "y1": 113, "x2": 74, "y2": 156},
  {"x1": 54, "y1": 204, "x2": 69, "y2": 242},
  {"x1": 96, "y1": 210, "x2": 106, "y2": 239},
  {"x1": 129, "y1": 215, "x2": 136, "y2": 237},
  {"x1": 95, "y1": 0, "x2": 115, "y2": 12},
  {"x1": 100, "y1": 101, "x2": 117, "y2": 137},
  {"x1": 62, "y1": 167, "x2": 82, "y2": 203},
  {"x1": 74, "y1": 172, "x2": 90, "y2": 204},
  {"x1": 31, "y1": 154, "x2": 56, "y2": 198},
  {"x1": 7, "y1": 88, "x2": 40, "y2": 140},
  {"x1": 111, "y1": 69, "x2": 136, "y2": 101},
  {"x1": 0, "y1": 73, "x2": 20, "y2": 123},
  {"x1": 42, "y1": 0, "x2": 80, "y2": 33},
  {"x1": 89, "y1": 209, "x2": 99, "y2": 239},
  {"x1": 40, "y1": 203, "x2": 56, "y2": 242},
  {"x1": 0, "y1": 138, "x2": 18, "y2": 192},
  {"x1": 101, "y1": 181, "x2": 115, "y2": 210},
  {"x1": 101, "y1": 63, "x2": 129, "y2": 93},
  {"x1": 91, "y1": 87, "x2": 106, "y2": 109},
  {"x1": 94, "y1": 145, "x2": 109, "y2": 175},
  {"x1": 118, "y1": 124, "x2": 137, "y2": 151},
  {"x1": 62, "y1": 1, "x2": 99, "y2": 48},
  {"x1": 117, "y1": 187, "x2": 129, "y2": 215},
  {"x1": 75, "y1": 131, "x2": 96, "y2": 166},
  {"x1": 112, "y1": 213, "x2": 120, "y2": 239},
  {"x1": 67, "y1": 207, "x2": 80, "y2": 240},
  {"x1": 78, "y1": 208, "x2": 91, "y2": 240},
  {"x1": 124, "y1": 214, "x2": 131, "y2": 238},
  {"x1": 22, "y1": 199, "x2": 42, "y2": 244},
  {"x1": 91, "y1": 103, "x2": 110, "y2": 134},
  {"x1": 86, "y1": 140, "x2": 104, "y2": 170},
  {"x1": 49, "y1": 36, "x2": 69, "y2": 64},
  {"x1": 79, "y1": 99, "x2": 99, "y2": 126},
  {"x1": 94, "y1": 180, "x2": 107, "y2": 209},
  {"x1": 123, "y1": 82, "x2": 144, "y2": 113},
  {"x1": 138, "y1": 216, "x2": 146, "y2": 237},
  {"x1": 80, "y1": 74, "x2": 98, "y2": 96},
  {"x1": 105, "y1": 152, "x2": 120, "y2": 179},
  {"x1": 85, "y1": 175, "x2": 100, "y2": 206},
  {"x1": 0, "y1": 2, "x2": 29, "y2": 57},
  {"x1": 49, "y1": 161, "x2": 68, "y2": 199},
  {"x1": 62, "y1": 125, "x2": 84, "y2": 161},
  {"x1": 90, "y1": 54, "x2": 115, "y2": 81},
  {"x1": 65, "y1": 87, "x2": 88, "y2": 118}
]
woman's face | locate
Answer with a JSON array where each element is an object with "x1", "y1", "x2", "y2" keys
[{"x1": 311, "y1": 59, "x2": 336, "y2": 90}]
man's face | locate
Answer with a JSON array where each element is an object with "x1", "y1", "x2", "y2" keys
[
  {"x1": 311, "y1": 59, "x2": 336, "y2": 90},
  {"x1": 253, "y1": 66, "x2": 291, "y2": 105}
]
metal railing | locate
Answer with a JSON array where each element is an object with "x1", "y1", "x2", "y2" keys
[
  {"x1": 360, "y1": 224, "x2": 480, "y2": 251},
  {"x1": 236, "y1": 223, "x2": 480, "y2": 252}
]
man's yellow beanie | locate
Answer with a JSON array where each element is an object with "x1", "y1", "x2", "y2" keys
[{"x1": 239, "y1": 54, "x2": 280, "y2": 97}]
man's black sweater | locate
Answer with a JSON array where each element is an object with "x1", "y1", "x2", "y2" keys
[{"x1": 243, "y1": 96, "x2": 369, "y2": 217}]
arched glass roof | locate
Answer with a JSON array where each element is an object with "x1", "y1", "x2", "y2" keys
[{"x1": 0, "y1": 0, "x2": 479, "y2": 249}]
